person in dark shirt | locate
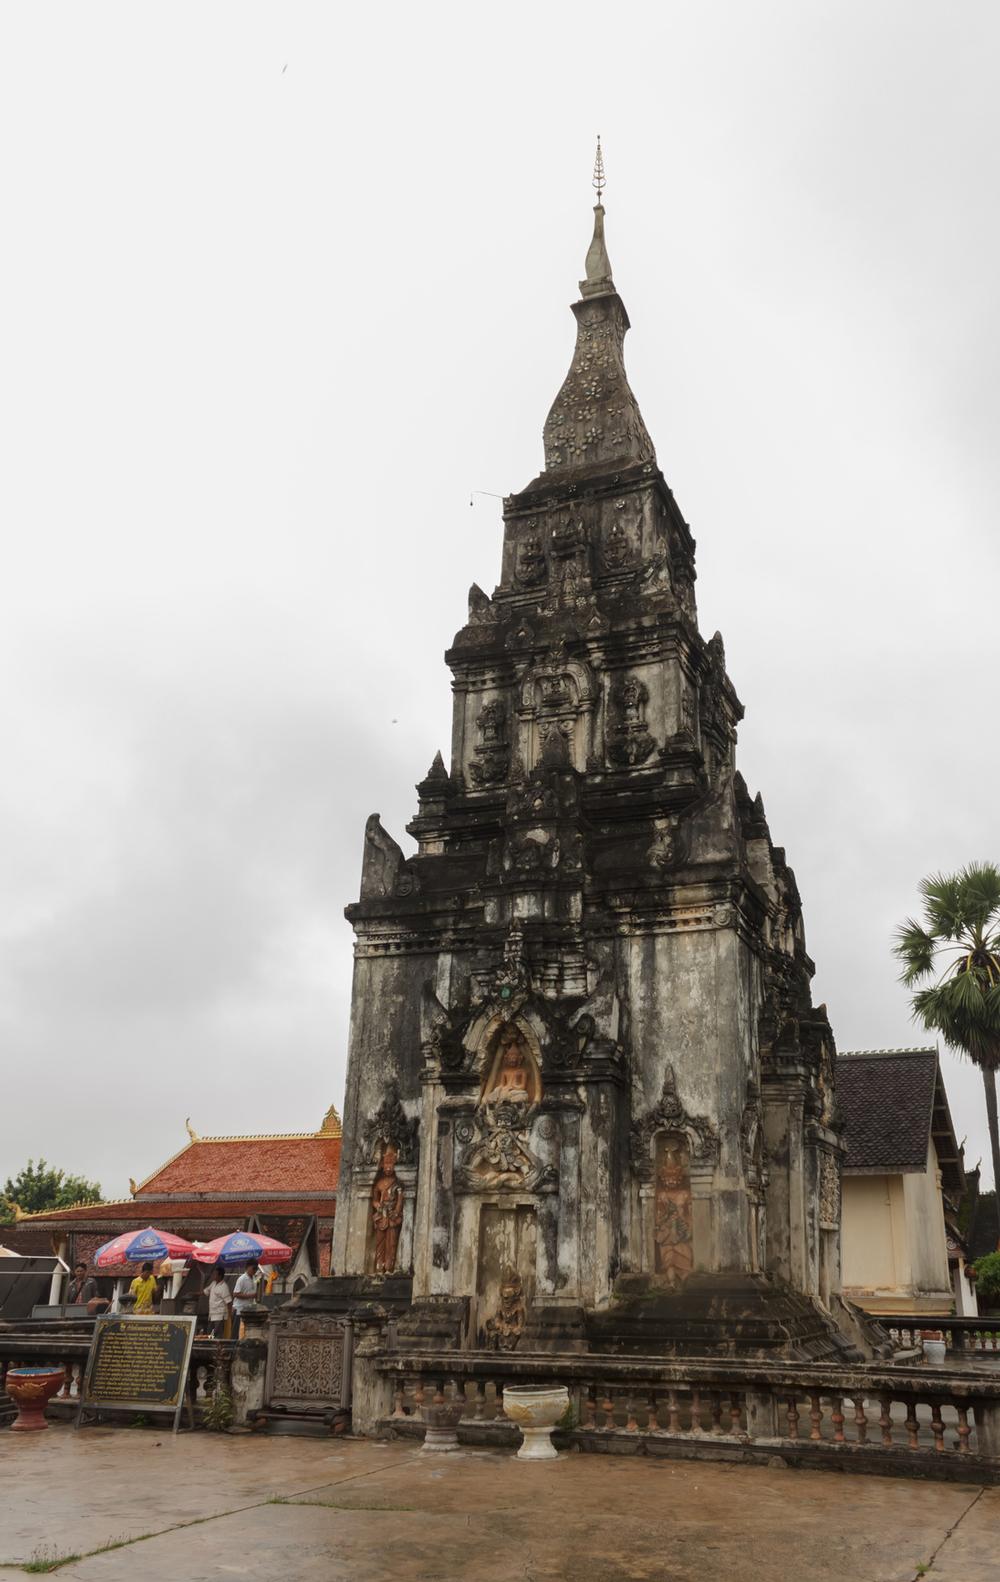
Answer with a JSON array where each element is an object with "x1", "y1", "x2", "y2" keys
[{"x1": 66, "y1": 1261, "x2": 97, "y2": 1305}]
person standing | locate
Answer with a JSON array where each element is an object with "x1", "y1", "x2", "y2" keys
[
  {"x1": 66, "y1": 1261, "x2": 97, "y2": 1306},
  {"x1": 232, "y1": 1259, "x2": 260, "y2": 1336},
  {"x1": 206, "y1": 1267, "x2": 232, "y2": 1339},
  {"x1": 128, "y1": 1261, "x2": 159, "y2": 1313}
]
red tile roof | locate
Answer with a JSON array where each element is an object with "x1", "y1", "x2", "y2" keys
[
  {"x1": 138, "y1": 1134, "x2": 341, "y2": 1195},
  {"x1": 24, "y1": 1197, "x2": 339, "y2": 1225}
]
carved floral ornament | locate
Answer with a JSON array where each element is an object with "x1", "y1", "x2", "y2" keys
[
  {"x1": 630, "y1": 1066, "x2": 719, "y2": 1177},
  {"x1": 360, "y1": 1085, "x2": 419, "y2": 1167}
]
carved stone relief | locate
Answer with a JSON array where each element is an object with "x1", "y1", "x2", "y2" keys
[
  {"x1": 469, "y1": 699, "x2": 510, "y2": 787},
  {"x1": 653, "y1": 1133, "x2": 694, "y2": 1288},
  {"x1": 602, "y1": 497, "x2": 641, "y2": 570},
  {"x1": 515, "y1": 528, "x2": 547, "y2": 588},
  {"x1": 361, "y1": 1085, "x2": 419, "y2": 1167},
  {"x1": 607, "y1": 674, "x2": 656, "y2": 767},
  {"x1": 819, "y1": 1151, "x2": 841, "y2": 1231},
  {"x1": 631, "y1": 1067, "x2": 719, "y2": 1176},
  {"x1": 481, "y1": 1267, "x2": 526, "y2": 1351},
  {"x1": 370, "y1": 1144, "x2": 404, "y2": 1274}
]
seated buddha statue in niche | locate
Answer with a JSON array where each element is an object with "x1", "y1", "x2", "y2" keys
[{"x1": 485, "y1": 1025, "x2": 532, "y2": 1103}]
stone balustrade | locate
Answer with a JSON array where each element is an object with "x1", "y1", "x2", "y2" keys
[
  {"x1": 371, "y1": 1350, "x2": 1000, "y2": 1482},
  {"x1": 868, "y1": 1314, "x2": 1000, "y2": 1355}
]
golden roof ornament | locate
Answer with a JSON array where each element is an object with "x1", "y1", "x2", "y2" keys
[{"x1": 320, "y1": 1102, "x2": 343, "y2": 1138}]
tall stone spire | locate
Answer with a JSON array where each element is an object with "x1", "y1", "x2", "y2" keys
[{"x1": 542, "y1": 141, "x2": 655, "y2": 477}]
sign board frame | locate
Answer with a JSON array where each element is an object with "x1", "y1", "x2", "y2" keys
[{"x1": 76, "y1": 1313, "x2": 198, "y2": 1434}]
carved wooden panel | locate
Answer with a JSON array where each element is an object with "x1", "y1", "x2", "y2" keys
[{"x1": 267, "y1": 1320, "x2": 348, "y2": 1409}]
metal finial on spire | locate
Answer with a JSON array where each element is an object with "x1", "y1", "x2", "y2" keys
[
  {"x1": 581, "y1": 137, "x2": 614, "y2": 297},
  {"x1": 592, "y1": 135, "x2": 606, "y2": 203}
]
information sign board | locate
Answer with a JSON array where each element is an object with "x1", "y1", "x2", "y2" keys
[{"x1": 78, "y1": 1313, "x2": 197, "y2": 1433}]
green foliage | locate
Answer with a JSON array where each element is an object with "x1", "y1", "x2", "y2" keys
[
  {"x1": 202, "y1": 1384, "x2": 235, "y2": 1432},
  {"x1": 0, "y1": 1158, "x2": 103, "y2": 1223},
  {"x1": 973, "y1": 1252, "x2": 1000, "y2": 1305},
  {"x1": 893, "y1": 863, "x2": 1000, "y2": 1068}
]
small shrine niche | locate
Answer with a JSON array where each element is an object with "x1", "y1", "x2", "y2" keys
[{"x1": 479, "y1": 1022, "x2": 542, "y2": 1108}]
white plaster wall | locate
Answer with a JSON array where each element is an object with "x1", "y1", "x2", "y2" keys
[
  {"x1": 902, "y1": 1140, "x2": 951, "y2": 1295},
  {"x1": 841, "y1": 1175, "x2": 903, "y2": 1294}
]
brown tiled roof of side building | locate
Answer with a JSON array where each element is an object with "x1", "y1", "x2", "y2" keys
[{"x1": 836, "y1": 1048, "x2": 939, "y2": 1174}]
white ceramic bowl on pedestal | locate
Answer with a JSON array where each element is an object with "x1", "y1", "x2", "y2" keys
[{"x1": 502, "y1": 1385, "x2": 569, "y2": 1460}]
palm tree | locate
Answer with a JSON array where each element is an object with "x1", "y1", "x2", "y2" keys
[{"x1": 894, "y1": 863, "x2": 1000, "y2": 1204}]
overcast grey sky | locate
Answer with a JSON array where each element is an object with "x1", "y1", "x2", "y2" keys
[{"x1": 2, "y1": 3, "x2": 998, "y2": 1200}]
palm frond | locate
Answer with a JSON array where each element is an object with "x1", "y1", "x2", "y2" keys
[{"x1": 893, "y1": 919, "x2": 936, "y2": 984}]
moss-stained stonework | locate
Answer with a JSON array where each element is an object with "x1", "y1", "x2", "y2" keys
[{"x1": 329, "y1": 201, "x2": 848, "y2": 1358}]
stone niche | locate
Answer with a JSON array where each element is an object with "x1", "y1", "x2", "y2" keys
[{"x1": 517, "y1": 659, "x2": 596, "y2": 774}]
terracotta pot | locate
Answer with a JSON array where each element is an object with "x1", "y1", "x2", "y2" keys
[
  {"x1": 5, "y1": 1367, "x2": 66, "y2": 1432},
  {"x1": 420, "y1": 1399, "x2": 465, "y2": 1453},
  {"x1": 502, "y1": 1385, "x2": 569, "y2": 1460}
]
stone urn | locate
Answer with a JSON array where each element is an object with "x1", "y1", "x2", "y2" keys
[
  {"x1": 5, "y1": 1367, "x2": 66, "y2": 1432},
  {"x1": 921, "y1": 1330, "x2": 947, "y2": 1365},
  {"x1": 420, "y1": 1398, "x2": 465, "y2": 1453},
  {"x1": 502, "y1": 1385, "x2": 569, "y2": 1460}
]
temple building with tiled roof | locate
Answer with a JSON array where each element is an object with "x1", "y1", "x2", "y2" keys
[
  {"x1": 837, "y1": 1049, "x2": 975, "y2": 1317},
  {"x1": 15, "y1": 1105, "x2": 342, "y2": 1301}
]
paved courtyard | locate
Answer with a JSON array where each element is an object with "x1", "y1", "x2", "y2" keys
[{"x1": 0, "y1": 1426, "x2": 996, "y2": 1581}]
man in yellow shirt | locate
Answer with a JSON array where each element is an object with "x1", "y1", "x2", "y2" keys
[{"x1": 128, "y1": 1261, "x2": 159, "y2": 1313}]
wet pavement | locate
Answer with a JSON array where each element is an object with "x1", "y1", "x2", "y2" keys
[{"x1": 0, "y1": 1426, "x2": 996, "y2": 1581}]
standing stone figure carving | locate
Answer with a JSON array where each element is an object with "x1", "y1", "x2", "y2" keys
[
  {"x1": 371, "y1": 1143, "x2": 404, "y2": 1274},
  {"x1": 654, "y1": 1134, "x2": 694, "y2": 1288}
]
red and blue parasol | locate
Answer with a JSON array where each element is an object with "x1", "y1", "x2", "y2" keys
[
  {"x1": 192, "y1": 1232, "x2": 292, "y2": 1268},
  {"x1": 93, "y1": 1227, "x2": 197, "y2": 1269}
]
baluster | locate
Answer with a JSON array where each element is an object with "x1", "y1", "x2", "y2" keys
[
  {"x1": 729, "y1": 1392, "x2": 742, "y2": 1437},
  {"x1": 852, "y1": 1396, "x2": 868, "y2": 1445},
  {"x1": 413, "y1": 1377, "x2": 426, "y2": 1411},
  {"x1": 391, "y1": 1380, "x2": 407, "y2": 1418},
  {"x1": 690, "y1": 1387, "x2": 702, "y2": 1434},
  {"x1": 647, "y1": 1391, "x2": 660, "y2": 1434},
  {"x1": 472, "y1": 1381, "x2": 486, "y2": 1422},
  {"x1": 879, "y1": 1395, "x2": 893, "y2": 1446},
  {"x1": 582, "y1": 1383, "x2": 597, "y2": 1431},
  {"x1": 711, "y1": 1392, "x2": 724, "y2": 1435},
  {"x1": 624, "y1": 1393, "x2": 639, "y2": 1433},
  {"x1": 905, "y1": 1403, "x2": 920, "y2": 1450},
  {"x1": 786, "y1": 1396, "x2": 800, "y2": 1440},
  {"x1": 60, "y1": 1362, "x2": 73, "y2": 1399},
  {"x1": 930, "y1": 1401, "x2": 945, "y2": 1453},
  {"x1": 956, "y1": 1404, "x2": 971, "y2": 1454},
  {"x1": 666, "y1": 1388, "x2": 680, "y2": 1433},
  {"x1": 600, "y1": 1385, "x2": 614, "y2": 1430},
  {"x1": 70, "y1": 1363, "x2": 82, "y2": 1400},
  {"x1": 830, "y1": 1397, "x2": 845, "y2": 1444},
  {"x1": 809, "y1": 1393, "x2": 823, "y2": 1441},
  {"x1": 195, "y1": 1365, "x2": 208, "y2": 1402},
  {"x1": 432, "y1": 1379, "x2": 445, "y2": 1406}
]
